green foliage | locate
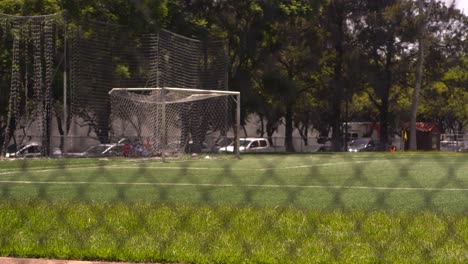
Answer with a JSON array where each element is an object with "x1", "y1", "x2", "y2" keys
[
  {"x1": 443, "y1": 64, "x2": 468, "y2": 84},
  {"x1": 419, "y1": 55, "x2": 468, "y2": 130},
  {"x1": 62, "y1": 0, "x2": 168, "y2": 31},
  {"x1": 114, "y1": 64, "x2": 131, "y2": 79},
  {"x1": 0, "y1": 0, "x2": 467, "y2": 146},
  {"x1": 0, "y1": 0, "x2": 60, "y2": 15}
]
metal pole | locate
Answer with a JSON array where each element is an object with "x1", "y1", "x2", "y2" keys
[
  {"x1": 161, "y1": 87, "x2": 166, "y2": 162},
  {"x1": 344, "y1": 93, "x2": 348, "y2": 151},
  {"x1": 224, "y1": 41, "x2": 229, "y2": 151},
  {"x1": 236, "y1": 93, "x2": 240, "y2": 159},
  {"x1": 156, "y1": 32, "x2": 159, "y2": 88},
  {"x1": 63, "y1": 15, "x2": 67, "y2": 156}
]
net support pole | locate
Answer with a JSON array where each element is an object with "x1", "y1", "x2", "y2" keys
[
  {"x1": 235, "y1": 93, "x2": 240, "y2": 159},
  {"x1": 161, "y1": 87, "x2": 166, "y2": 162},
  {"x1": 63, "y1": 15, "x2": 68, "y2": 156}
]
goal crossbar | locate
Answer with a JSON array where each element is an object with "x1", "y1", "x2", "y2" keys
[{"x1": 109, "y1": 87, "x2": 240, "y2": 96}]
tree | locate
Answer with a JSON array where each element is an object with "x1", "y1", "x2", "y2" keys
[
  {"x1": 259, "y1": 0, "x2": 325, "y2": 152},
  {"x1": 350, "y1": 0, "x2": 418, "y2": 145},
  {"x1": 416, "y1": 1, "x2": 467, "y2": 133},
  {"x1": 324, "y1": 0, "x2": 347, "y2": 151},
  {"x1": 409, "y1": 0, "x2": 426, "y2": 150}
]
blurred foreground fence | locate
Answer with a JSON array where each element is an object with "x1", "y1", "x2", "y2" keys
[{"x1": 0, "y1": 153, "x2": 466, "y2": 263}]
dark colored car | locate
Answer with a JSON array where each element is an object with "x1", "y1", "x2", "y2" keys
[
  {"x1": 348, "y1": 138, "x2": 395, "y2": 152},
  {"x1": 348, "y1": 138, "x2": 375, "y2": 152},
  {"x1": 317, "y1": 145, "x2": 333, "y2": 152}
]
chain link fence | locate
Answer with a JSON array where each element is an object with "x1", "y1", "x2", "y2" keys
[
  {"x1": 0, "y1": 153, "x2": 467, "y2": 263},
  {"x1": 0, "y1": 14, "x2": 467, "y2": 264},
  {"x1": 441, "y1": 133, "x2": 466, "y2": 152}
]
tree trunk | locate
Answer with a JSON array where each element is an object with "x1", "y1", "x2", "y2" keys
[
  {"x1": 266, "y1": 121, "x2": 276, "y2": 146},
  {"x1": 380, "y1": 40, "x2": 393, "y2": 146},
  {"x1": 56, "y1": 115, "x2": 65, "y2": 150},
  {"x1": 297, "y1": 123, "x2": 309, "y2": 146},
  {"x1": 301, "y1": 124, "x2": 308, "y2": 146},
  {"x1": 285, "y1": 104, "x2": 295, "y2": 152},
  {"x1": 409, "y1": 0, "x2": 425, "y2": 151},
  {"x1": 331, "y1": 0, "x2": 344, "y2": 151},
  {"x1": 259, "y1": 113, "x2": 265, "y2": 137}
]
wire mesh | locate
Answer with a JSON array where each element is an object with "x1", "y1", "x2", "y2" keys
[
  {"x1": 69, "y1": 21, "x2": 228, "y2": 151},
  {"x1": 0, "y1": 16, "x2": 466, "y2": 264},
  {"x1": 109, "y1": 88, "x2": 236, "y2": 157},
  {"x1": 0, "y1": 14, "x2": 63, "y2": 156}
]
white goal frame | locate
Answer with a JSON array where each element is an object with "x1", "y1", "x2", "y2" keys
[{"x1": 109, "y1": 87, "x2": 241, "y2": 161}]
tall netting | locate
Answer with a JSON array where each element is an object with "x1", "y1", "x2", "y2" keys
[
  {"x1": 0, "y1": 14, "x2": 63, "y2": 156},
  {"x1": 69, "y1": 21, "x2": 228, "y2": 151},
  {"x1": 109, "y1": 88, "x2": 237, "y2": 157}
]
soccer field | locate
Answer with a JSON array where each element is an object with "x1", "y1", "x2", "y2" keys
[
  {"x1": 1, "y1": 153, "x2": 467, "y2": 213},
  {"x1": 0, "y1": 153, "x2": 467, "y2": 263}
]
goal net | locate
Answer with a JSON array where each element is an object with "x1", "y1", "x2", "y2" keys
[
  {"x1": 109, "y1": 87, "x2": 240, "y2": 158},
  {"x1": 0, "y1": 13, "x2": 63, "y2": 156},
  {"x1": 69, "y1": 22, "x2": 230, "y2": 154}
]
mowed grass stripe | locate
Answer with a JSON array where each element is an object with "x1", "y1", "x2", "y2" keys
[
  {"x1": 0, "y1": 152, "x2": 465, "y2": 172},
  {"x1": 0, "y1": 159, "x2": 392, "y2": 175},
  {"x1": 0, "y1": 153, "x2": 466, "y2": 263},
  {"x1": 1, "y1": 154, "x2": 466, "y2": 189},
  {"x1": 0, "y1": 153, "x2": 466, "y2": 212},
  {"x1": 0, "y1": 179, "x2": 467, "y2": 191}
]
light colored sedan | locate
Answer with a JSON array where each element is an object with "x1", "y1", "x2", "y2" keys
[
  {"x1": 67, "y1": 144, "x2": 124, "y2": 158},
  {"x1": 6, "y1": 142, "x2": 62, "y2": 158}
]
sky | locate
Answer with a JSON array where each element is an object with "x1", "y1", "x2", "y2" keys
[{"x1": 445, "y1": 0, "x2": 468, "y2": 14}]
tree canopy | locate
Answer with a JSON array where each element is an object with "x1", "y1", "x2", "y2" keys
[{"x1": 1, "y1": 0, "x2": 466, "y2": 151}]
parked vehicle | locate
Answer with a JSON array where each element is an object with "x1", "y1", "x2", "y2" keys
[
  {"x1": 186, "y1": 141, "x2": 211, "y2": 153},
  {"x1": 457, "y1": 144, "x2": 467, "y2": 152},
  {"x1": 317, "y1": 145, "x2": 333, "y2": 152},
  {"x1": 348, "y1": 138, "x2": 373, "y2": 152},
  {"x1": 348, "y1": 138, "x2": 396, "y2": 152},
  {"x1": 441, "y1": 140, "x2": 464, "y2": 151},
  {"x1": 67, "y1": 143, "x2": 124, "y2": 158},
  {"x1": 218, "y1": 137, "x2": 270, "y2": 153},
  {"x1": 5, "y1": 142, "x2": 62, "y2": 158}
]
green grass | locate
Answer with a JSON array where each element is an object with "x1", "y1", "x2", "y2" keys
[{"x1": 0, "y1": 153, "x2": 467, "y2": 263}]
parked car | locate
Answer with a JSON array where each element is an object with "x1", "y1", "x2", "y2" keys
[
  {"x1": 441, "y1": 140, "x2": 464, "y2": 151},
  {"x1": 348, "y1": 138, "x2": 396, "y2": 152},
  {"x1": 348, "y1": 138, "x2": 374, "y2": 152},
  {"x1": 5, "y1": 142, "x2": 62, "y2": 158},
  {"x1": 186, "y1": 141, "x2": 211, "y2": 153},
  {"x1": 211, "y1": 139, "x2": 234, "y2": 153},
  {"x1": 317, "y1": 145, "x2": 333, "y2": 152},
  {"x1": 218, "y1": 137, "x2": 270, "y2": 153},
  {"x1": 67, "y1": 143, "x2": 124, "y2": 158},
  {"x1": 457, "y1": 144, "x2": 467, "y2": 152}
]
